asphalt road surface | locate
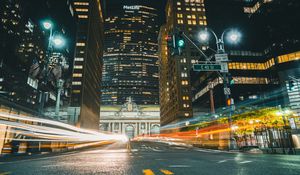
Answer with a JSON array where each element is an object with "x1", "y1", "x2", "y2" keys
[{"x1": 1, "y1": 141, "x2": 300, "y2": 175}]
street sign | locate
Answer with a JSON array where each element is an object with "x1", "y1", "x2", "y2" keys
[
  {"x1": 220, "y1": 63, "x2": 229, "y2": 73},
  {"x1": 215, "y1": 53, "x2": 228, "y2": 62},
  {"x1": 224, "y1": 87, "x2": 231, "y2": 95},
  {"x1": 193, "y1": 64, "x2": 222, "y2": 71}
]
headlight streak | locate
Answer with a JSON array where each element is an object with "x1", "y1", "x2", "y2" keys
[{"x1": 0, "y1": 112, "x2": 128, "y2": 143}]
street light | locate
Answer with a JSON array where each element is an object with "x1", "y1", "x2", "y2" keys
[
  {"x1": 198, "y1": 28, "x2": 242, "y2": 150},
  {"x1": 42, "y1": 21, "x2": 53, "y2": 30},
  {"x1": 52, "y1": 36, "x2": 65, "y2": 48},
  {"x1": 227, "y1": 30, "x2": 241, "y2": 44},
  {"x1": 199, "y1": 31, "x2": 209, "y2": 41},
  {"x1": 39, "y1": 19, "x2": 66, "y2": 120}
]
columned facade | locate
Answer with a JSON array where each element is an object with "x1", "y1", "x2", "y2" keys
[{"x1": 100, "y1": 98, "x2": 160, "y2": 138}]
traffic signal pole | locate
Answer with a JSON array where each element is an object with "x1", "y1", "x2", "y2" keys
[{"x1": 177, "y1": 29, "x2": 237, "y2": 150}]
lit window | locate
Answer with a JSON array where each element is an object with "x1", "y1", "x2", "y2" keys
[
  {"x1": 73, "y1": 90, "x2": 81, "y2": 93},
  {"x1": 78, "y1": 15, "x2": 88, "y2": 19},
  {"x1": 75, "y1": 57, "x2": 84, "y2": 61},
  {"x1": 74, "y1": 2, "x2": 89, "y2": 6},
  {"x1": 74, "y1": 65, "x2": 83, "y2": 69},
  {"x1": 72, "y1": 81, "x2": 82, "y2": 85},
  {"x1": 75, "y1": 8, "x2": 88, "y2": 12},
  {"x1": 73, "y1": 73, "x2": 82, "y2": 77},
  {"x1": 76, "y1": 42, "x2": 85, "y2": 46}
]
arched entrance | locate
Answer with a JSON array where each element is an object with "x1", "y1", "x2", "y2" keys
[
  {"x1": 151, "y1": 125, "x2": 160, "y2": 135},
  {"x1": 125, "y1": 125, "x2": 135, "y2": 139}
]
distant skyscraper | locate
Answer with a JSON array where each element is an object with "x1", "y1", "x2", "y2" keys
[
  {"x1": 101, "y1": 3, "x2": 160, "y2": 105},
  {"x1": 159, "y1": 0, "x2": 207, "y2": 126},
  {"x1": 70, "y1": 0, "x2": 104, "y2": 130}
]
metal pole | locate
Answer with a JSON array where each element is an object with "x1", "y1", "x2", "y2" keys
[
  {"x1": 209, "y1": 82, "x2": 215, "y2": 114},
  {"x1": 55, "y1": 79, "x2": 64, "y2": 120}
]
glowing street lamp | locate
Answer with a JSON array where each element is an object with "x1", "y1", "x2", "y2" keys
[
  {"x1": 52, "y1": 36, "x2": 65, "y2": 48},
  {"x1": 199, "y1": 31, "x2": 209, "y2": 41},
  {"x1": 42, "y1": 21, "x2": 53, "y2": 30}
]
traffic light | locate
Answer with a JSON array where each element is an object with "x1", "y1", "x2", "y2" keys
[
  {"x1": 176, "y1": 31, "x2": 185, "y2": 55},
  {"x1": 228, "y1": 74, "x2": 235, "y2": 86},
  {"x1": 165, "y1": 35, "x2": 173, "y2": 47},
  {"x1": 226, "y1": 98, "x2": 234, "y2": 106}
]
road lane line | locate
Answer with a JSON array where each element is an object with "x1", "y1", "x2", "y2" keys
[
  {"x1": 160, "y1": 169, "x2": 174, "y2": 175},
  {"x1": 143, "y1": 169, "x2": 155, "y2": 175},
  {"x1": 239, "y1": 161, "x2": 252, "y2": 164},
  {"x1": 169, "y1": 165, "x2": 191, "y2": 168}
]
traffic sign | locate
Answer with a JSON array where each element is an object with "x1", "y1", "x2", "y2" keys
[
  {"x1": 193, "y1": 64, "x2": 222, "y2": 71},
  {"x1": 220, "y1": 63, "x2": 229, "y2": 73},
  {"x1": 215, "y1": 53, "x2": 228, "y2": 62},
  {"x1": 224, "y1": 88, "x2": 231, "y2": 95}
]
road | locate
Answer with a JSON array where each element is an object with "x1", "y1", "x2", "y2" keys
[{"x1": 1, "y1": 141, "x2": 300, "y2": 175}]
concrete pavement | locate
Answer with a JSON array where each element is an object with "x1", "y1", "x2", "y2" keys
[{"x1": 1, "y1": 141, "x2": 300, "y2": 175}]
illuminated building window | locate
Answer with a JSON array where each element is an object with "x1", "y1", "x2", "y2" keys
[
  {"x1": 73, "y1": 73, "x2": 82, "y2": 77},
  {"x1": 181, "y1": 80, "x2": 189, "y2": 85},
  {"x1": 75, "y1": 57, "x2": 84, "y2": 61},
  {"x1": 278, "y1": 51, "x2": 300, "y2": 63},
  {"x1": 72, "y1": 81, "x2": 82, "y2": 85},
  {"x1": 177, "y1": 2, "x2": 181, "y2": 5},
  {"x1": 74, "y1": 2, "x2": 89, "y2": 6},
  {"x1": 78, "y1": 15, "x2": 88, "y2": 19},
  {"x1": 177, "y1": 14, "x2": 183, "y2": 18},
  {"x1": 177, "y1": 7, "x2": 182, "y2": 10},
  {"x1": 73, "y1": 90, "x2": 81, "y2": 93},
  {"x1": 75, "y1": 8, "x2": 88, "y2": 12},
  {"x1": 186, "y1": 8, "x2": 190, "y2": 11},
  {"x1": 184, "y1": 113, "x2": 190, "y2": 117},
  {"x1": 74, "y1": 65, "x2": 83, "y2": 69},
  {"x1": 177, "y1": 19, "x2": 183, "y2": 24},
  {"x1": 76, "y1": 42, "x2": 85, "y2": 46}
]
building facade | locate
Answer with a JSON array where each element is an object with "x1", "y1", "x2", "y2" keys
[
  {"x1": 159, "y1": 0, "x2": 208, "y2": 127},
  {"x1": 70, "y1": 0, "x2": 104, "y2": 130},
  {"x1": 101, "y1": 3, "x2": 160, "y2": 105},
  {"x1": 0, "y1": 0, "x2": 75, "y2": 116},
  {"x1": 99, "y1": 98, "x2": 160, "y2": 138},
  {"x1": 191, "y1": 0, "x2": 300, "y2": 115}
]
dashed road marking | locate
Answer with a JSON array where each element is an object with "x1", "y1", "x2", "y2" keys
[
  {"x1": 160, "y1": 169, "x2": 174, "y2": 175},
  {"x1": 143, "y1": 169, "x2": 155, "y2": 175}
]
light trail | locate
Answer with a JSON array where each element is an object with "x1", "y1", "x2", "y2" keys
[{"x1": 0, "y1": 112, "x2": 128, "y2": 145}]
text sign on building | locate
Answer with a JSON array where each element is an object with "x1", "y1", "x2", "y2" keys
[
  {"x1": 215, "y1": 53, "x2": 228, "y2": 62},
  {"x1": 123, "y1": 5, "x2": 140, "y2": 10},
  {"x1": 193, "y1": 64, "x2": 222, "y2": 71}
]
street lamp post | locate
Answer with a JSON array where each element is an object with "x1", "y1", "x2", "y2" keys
[
  {"x1": 39, "y1": 20, "x2": 66, "y2": 119},
  {"x1": 55, "y1": 79, "x2": 64, "y2": 119},
  {"x1": 39, "y1": 20, "x2": 53, "y2": 116},
  {"x1": 199, "y1": 28, "x2": 241, "y2": 150}
]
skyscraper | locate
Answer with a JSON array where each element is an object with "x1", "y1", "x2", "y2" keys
[
  {"x1": 70, "y1": 0, "x2": 104, "y2": 130},
  {"x1": 101, "y1": 2, "x2": 160, "y2": 105},
  {"x1": 159, "y1": 0, "x2": 207, "y2": 127}
]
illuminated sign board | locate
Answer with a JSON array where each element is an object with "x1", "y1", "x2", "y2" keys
[{"x1": 123, "y1": 5, "x2": 140, "y2": 10}]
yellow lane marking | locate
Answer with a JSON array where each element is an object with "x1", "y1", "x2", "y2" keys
[
  {"x1": 0, "y1": 172, "x2": 11, "y2": 175},
  {"x1": 160, "y1": 169, "x2": 174, "y2": 175},
  {"x1": 143, "y1": 169, "x2": 155, "y2": 175}
]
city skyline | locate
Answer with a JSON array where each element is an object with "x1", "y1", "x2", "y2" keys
[{"x1": 0, "y1": 0, "x2": 300, "y2": 174}]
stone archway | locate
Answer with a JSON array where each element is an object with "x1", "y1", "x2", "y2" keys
[
  {"x1": 150, "y1": 125, "x2": 160, "y2": 135},
  {"x1": 125, "y1": 125, "x2": 135, "y2": 139}
]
